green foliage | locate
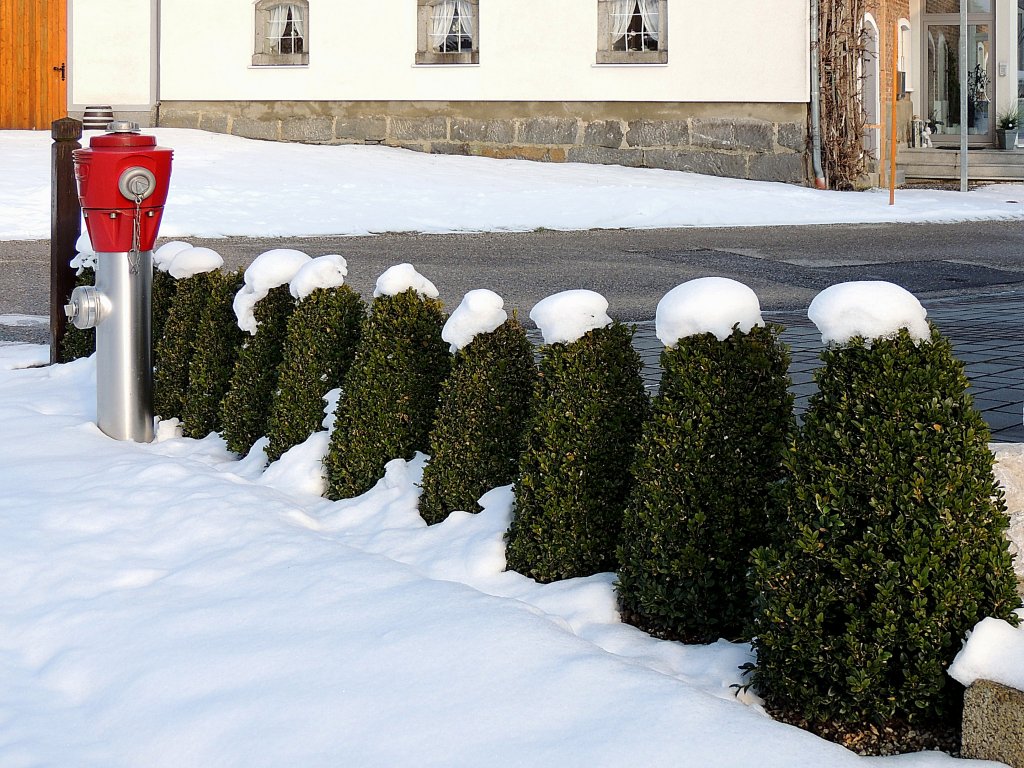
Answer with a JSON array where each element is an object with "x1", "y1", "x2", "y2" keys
[
  {"x1": 219, "y1": 284, "x2": 296, "y2": 455},
  {"x1": 750, "y1": 325, "x2": 1021, "y2": 727},
  {"x1": 265, "y1": 286, "x2": 365, "y2": 462},
  {"x1": 325, "y1": 289, "x2": 449, "y2": 500},
  {"x1": 153, "y1": 271, "x2": 219, "y2": 421},
  {"x1": 58, "y1": 270, "x2": 95, "y2": 362},
  {"x1": 419, "y1": 317, "x2": 538, "y2": 525},
  {"x1": 181, "y1": 270, "x2": 245, "y2": 439},
  {"x1": 151, "y1": 268, "x2": 175, "y2": 352},
  {"x1": 616, "y1": 325, "x2": 794, "y2": 643},
  {"x1": 505, "y1": 323, "x2": 649, "y2": 583}
]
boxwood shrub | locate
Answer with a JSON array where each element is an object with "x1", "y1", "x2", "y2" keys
[
  {"x1": 505, "y1": 323, "x2": 649, "y2": 583},
  {"x1": 325, "y1": 289, "x2": 449, "y2": 500},
  {"x1": 59, "y1": 269, "x2": 96, "y2": 362},
  {"x1": 153, "y1": 271, "x2": 219, "y2": 421},
  {"x1": 749, "y1": 325, "x2": 1021, "y2": 728},
  {"x1": 616, "y1": 324, "x2": 794, "y2": 643},
  {"x1": 151, "y1": 268, "x2": 175, "y2": 353},
  {"x1": 180, "y1": 270, "x2": 245, "y2": 439},
  {"x1": 418, "y1": 316, "x2": 537, "y2": 525},
  {"x1": 219, "y1": 284, "x2": 296, "y2": 455},
  {"x1": 265, "y1": 285, "x2": 366, "y2": 462}
]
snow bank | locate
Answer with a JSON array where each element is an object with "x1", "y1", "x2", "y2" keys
[
  {"x1": 656, "y1": 277, "x2": 764, "y2": 346},
  {"x1": 152, "y1": 240, "x2": 191, "y2": 272},
  {"x1": 949, "y1": 613, "x2": 1024, "y2": 691},
  {"x1": 442, "y1": 289, "x2": 507, "y2": 352},
  {"x1": 373, "y1": 263, "x2": 439, "y2": 299},
  {"x1": 530, "y1": 290, "x2": 612, "y2": 345},
  {"x1": 233, "y1": 248, "x2": 312, "y2": 334},
  {"x1": 290, "y1": 254, "x2": 348, "y2": 300},
  {"x1": 166, "y1": 246, "x2": 223, "y2": 280},
  {"x1": 808, "y1": 281, "x2": 929, "y2": 345}
]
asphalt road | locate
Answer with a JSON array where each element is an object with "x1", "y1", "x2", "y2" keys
[{"x1": 2, "y1": 220, "x2": 1024, "y2": 332}]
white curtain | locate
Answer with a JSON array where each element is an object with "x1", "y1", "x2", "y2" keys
[
  {"x1": 268, "y1": 5, "x2": 288, "y2": 50},
  {"x1": 638, "y1": 0, "x2": 659, "y2": 42},
  {"x1": 430, "y1": 0, "x2": 457, "y2": 50},
  {"x1": 289, "y1": 4, "x2": 304, "y2": 41},
  {"x1": 610, "y1": 0, "x2": 633, "y2": 40},
  {"x1": 456, "y1": 0, "x2": 475, "y2": 42}
]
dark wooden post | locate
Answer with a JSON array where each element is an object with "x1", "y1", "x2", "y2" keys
[{"x1": 50, "y1": 117, "x2": 83, "y2": 364}]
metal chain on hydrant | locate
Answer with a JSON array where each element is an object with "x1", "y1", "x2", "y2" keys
[{"x1": 128, "y1": 192, "x2": 143, "y2": 275}]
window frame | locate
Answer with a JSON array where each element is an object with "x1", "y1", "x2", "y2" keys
[
  {"x1": 416, "y1": 0, "x2": 480, "y2": 65},
  {"x1": 253, "y1": 0, "x2": 309, "y2": 67},
  {"x1": 597, "y1": 0, "x2": 668, "y2": 65}
]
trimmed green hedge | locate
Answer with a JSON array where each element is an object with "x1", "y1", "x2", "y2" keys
[
  {"x1": 419, "y1": 316, "x2": 537, "y2": 525},
  {"x1": 265, "y1": 285, "x2": 365, "y2": 462},
  {"x1": 151, "y1": 268, "x2": 175, "y2": 354},
  {"x1": 505, "y1": 323, "x2": 649, "y2": 583},
  {"x1": 180, "y1": 270, "x2": 245, "y2": 439},
  {"x1": 616, "y1": 325, "x2": 794, "y2": 643},
  {"x1": 325, "y1": 289, "x2": 449, "y2": 500},
  {"x1": 219, "y1": 284, "x2": 296, "y2": 455},
  {"x1": 153, "y1": 271, "x2": 219, "y2": 421},
  {"x1": 749, "y1": 325, "x2": 1021, "y2": 727},
  {"x1": 59, "y1": 270, "x2": 96, "y2": 363}
]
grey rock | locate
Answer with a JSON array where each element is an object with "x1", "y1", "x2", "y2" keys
[
  {"x1": 962, "y1": 679, "x2": 1024, "y2": 768},
  {"x1": 390, "y1": 117, "x2": 448, "y2": 141},
  {"x1": 583, "y1": 120, "x2": 625, "y2": 149},
  {"x1": 517, "y1": 118, "x2": 579, "y2": 146},
  {"x1": 624, "y1": 119, "x2": 689, "y2": 148}
]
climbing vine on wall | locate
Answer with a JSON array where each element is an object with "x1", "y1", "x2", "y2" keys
[{"x1": 817, "y1": 0, "x2": 868, "y2": 189}]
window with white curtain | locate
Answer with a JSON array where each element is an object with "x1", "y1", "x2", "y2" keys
[
  {"x1": 253, "y1": 0, "x2": 309, "y2": 66},
  {"x1": 597, "y1": 0, "x2": 667, "y2": 64},
  {"x1": 417, "y1": 0, "x2": 479, "y2": 65}
]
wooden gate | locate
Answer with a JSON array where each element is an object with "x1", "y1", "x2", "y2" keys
[{"x1": 0, "y1": 0, "x2": 68, "y2": 129}]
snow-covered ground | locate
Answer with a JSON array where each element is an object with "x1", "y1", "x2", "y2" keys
[
  {"x1": 3, "y1": 128, "x2": 1024, "y2": 240},
  {"x1": 2, "y1": 129, "x2": 1023, "y2": 766},
  {"x1": 0, "y1": 343, "x2": 1018, "y2": 768}
]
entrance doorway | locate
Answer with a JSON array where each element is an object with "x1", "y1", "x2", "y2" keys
[
  {"x1": 923, "y1": 0, "x2": 994, "y2": 145},
  {"x1": 0, "y1": 0, "x2": 68, "y2": 129}
]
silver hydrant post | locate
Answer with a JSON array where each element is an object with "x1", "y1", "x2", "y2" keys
[{"x1": 65, "y1": 122, "x2": 174, "y2": 442}]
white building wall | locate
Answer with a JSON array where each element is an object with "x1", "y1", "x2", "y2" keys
[
  {"x1": 70, "y1": 0, "x2": 155, "y2": 109},
  {"x1": 158, "y1": 0, "x2": 810, "y2": 104}
]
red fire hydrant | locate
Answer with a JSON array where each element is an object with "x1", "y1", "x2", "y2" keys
[{"x1": 65, "y1": 121, "x2": 174, "y2": 442}]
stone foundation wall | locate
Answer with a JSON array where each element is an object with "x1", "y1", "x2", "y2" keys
[{"x1": 157, "y1": 101, "x2": 809, "y2": 185}]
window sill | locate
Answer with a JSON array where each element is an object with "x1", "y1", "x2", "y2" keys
[
  {"x1": 252, "y1": 53, "x2": 309, "y2": 66},
  {"x1": 415, "y1": 51, "x2": 479, "y2": 65},
  {"x1": 596, "y1": 50, "x2": 668, "y2": 65}
]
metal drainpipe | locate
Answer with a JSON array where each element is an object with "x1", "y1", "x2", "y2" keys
[{"x1": 810, "y1": 0, "x2": 827, "y2": 189}]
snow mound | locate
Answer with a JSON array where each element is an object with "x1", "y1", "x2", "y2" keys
[
  {"x1": 948, "y1": 613, "x2": 1024, "y2": 691},
  {"x1": 656, "y1": 277, "x2": 764, "y2": 346},
  {"x1": 233, "y1": 248, "x2": 312, "y2": 334},
  {"x1": 442, "y1": 289, "x2": 507, "y2": 352},
  {"x1": 70, "y1": 232, "x2": 97, "y2": 273},
  {"x1": 166, "y1": 246, "x2": 223, "y2": 280},
  {"x1": 808, "y1": 281, "x2": 929, "y2": 345},
  {"x1": 153, "y1": 240, "x2": 192, "y2": 272},
  {"x1": 373, "y1": 263, "x2": 439, "y2": 299},
  {"x1": 530, "y1": 290, "x2": 612, "y2": 345},
  {"x1": 290, "y1": 254, "x2": 348, "y2": 300}
]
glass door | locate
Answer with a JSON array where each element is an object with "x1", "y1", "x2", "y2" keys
[{"x1": 923, "y1": 1, "x2": 994, "y2": 145}]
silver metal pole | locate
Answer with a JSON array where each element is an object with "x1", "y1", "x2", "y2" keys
[{"x1": 960, "y1": 1, "x2": 969, "y2": 192}]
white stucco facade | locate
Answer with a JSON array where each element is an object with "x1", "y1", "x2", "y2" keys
[
  {"x1": 67, "y1": 1, "x2": 811, "y2": 108},
  {"x1": 69, "y1": 0, "x2": 155, "y2": 109}
]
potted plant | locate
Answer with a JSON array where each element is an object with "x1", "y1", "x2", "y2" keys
[{"x1": 996, "y1": 104, "x2": 1019, "y2": 149}]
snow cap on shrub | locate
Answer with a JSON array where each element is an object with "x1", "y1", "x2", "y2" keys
[
  {"x1": 166, "y1": 247, "x2": 223, "y2": 280},
  {"x1": 373, "y1": 263, "x2": 438, "y2": 299},
  {"x1": 70, "y1": 232, "x2": 97, "y2": 274},
  {"x1": 290, "y1": 254, "x2": 348, "y2": 300},
  {"x1": 234, "y1": 248, "x2": 312, "y2": 334},
  {"x1": 655, "y1": 277, "x2": 764, "y2": 346},
  {"x1": 153, "y1": 240, "x2": 192, "y2": 272},
  {"x1": 530, "y1": 290, "x2": 612, "y2": 345},
  {"x1": 809, "y1": 281, "x2": 929, "y2": 345},
  {"x1": 442, "y1": 289, "x2": 507, "y2": 352}
]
